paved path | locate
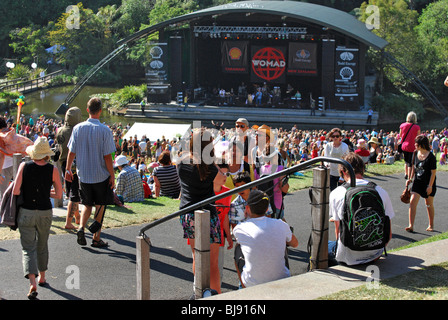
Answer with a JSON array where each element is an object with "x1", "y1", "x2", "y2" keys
[{"x1": 1, "y1": 171, "x2": 447, "y2": 300}]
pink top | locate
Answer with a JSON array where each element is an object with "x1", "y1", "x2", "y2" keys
[{"x1": 399, "y1": 122, "x2": 420, "y2": 152}]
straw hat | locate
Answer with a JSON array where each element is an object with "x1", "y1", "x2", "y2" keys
[
  {"x1": 257, "y1": 124, "x2": 272, "y2": 138},
  {"x1": 368, "y1": 136, "x2": 380, "y2": 145},
  {"x1": 26, "y1": 136, "x2": 55, "y2": 160}
]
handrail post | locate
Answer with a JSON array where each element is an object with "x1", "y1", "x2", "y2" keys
[
  {"x1": 136, "y1": 235, "x2": 151, "y2": 300},
  {"x1": 12, "y1": 153, "x2": 22, "y2": 178},
  {"x1": 194, "y1": 209, "x2": 210, "y2": 299},
  {"x1": 309, "y1": 165, "x2": 330, "y2": 270}
]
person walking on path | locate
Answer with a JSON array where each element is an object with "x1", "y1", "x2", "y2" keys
[
  {"x1": 13, "y1": 136, "x2": 63, "y2": 299},
  {"x1": 406, "y1": 135, "x2": 437, "y2": 233},
  {"x1": 399, "y1": 111, "x2": 421, "y2": 180},
  {"x1": 55, "y1": 106, "x2": 82, "y2": 230},
  {"x1": 65, "y1": 98, "x2": 116, "y2": 248}
]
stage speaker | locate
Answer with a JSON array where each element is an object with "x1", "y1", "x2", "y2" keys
[
  {"x1": 170, "y1": 36, "x2": 183, "y2": 99},
  {"x1": 321, "y1": 39, "x2": 335, "y2": 106}
]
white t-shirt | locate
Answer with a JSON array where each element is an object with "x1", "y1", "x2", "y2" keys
[
  {"x1": 329, "y1": 178, "x2": 395, "y2": 265},
  {"x1": 323, "y1": 142, "x2": 349, "y2": 176},
  {"x1": 233, "y1": 216, "x2": 292, "y2": 287}
]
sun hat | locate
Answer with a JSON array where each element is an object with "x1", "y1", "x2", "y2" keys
[
  {"x1": 368, "y1": 137, "x2": 380, "y2": 145},
  {"x1": 26, "y1": 136, "x2": 55, "y2": 160},
  {"x1": 114, "y1": 155, "x2": 129, "y2": 168},
  {"x1": 257, "y1": 124, "x2": 271, "y2": 137}
]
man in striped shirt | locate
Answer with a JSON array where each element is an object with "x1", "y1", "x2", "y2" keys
[{"x1": 65, "y1": 97, "x2": 116, "y2": 248}]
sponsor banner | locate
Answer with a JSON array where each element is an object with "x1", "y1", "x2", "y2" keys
[
  {"x1": 145, "y1": 42, "x2": 169, "y2": 84},
  {"x1": 250, "y1": 46, "x2": 286, "y2": 83},
  {"x1": 334, "y1": 46, "x2": 359, "y2": 104},
  {"x1": 287, "y1": 42, "x2": 317, "y2": 76},
  {"x1": 221, "y1": 41, "x2": 249, "y2": 73}
]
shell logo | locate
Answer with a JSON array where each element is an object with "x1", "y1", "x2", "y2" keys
[{"x1": 229, "y1": 47, "x2": 242, "y2": 60}]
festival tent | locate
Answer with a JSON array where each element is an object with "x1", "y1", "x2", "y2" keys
[{"x1": 122, "y1": 122, "x2": 191, "y2": 143}]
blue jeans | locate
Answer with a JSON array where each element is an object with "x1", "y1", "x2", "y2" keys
[{"x1": 328, "y1": 240, "x2": 339, "y2": 267}]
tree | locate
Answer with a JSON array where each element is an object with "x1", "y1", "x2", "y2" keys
[
  {"x1": 358, "y1": 0, "x2": 419, "y2": 92},
  {"x1": 47, "y1": 3, "x2": 117, "y2": 69},
  {"x1": 414, "y1": 0, "x2": 448, "y2": 96},
  {"x1": 9, "y1": 24, "x2": 49, "y2": 66},
  {"x1": 115, "y1": 0, "x2": 154, "y2": 37},
  {"x1": 148, "y1": 0, "x2": 198, "y2": 25}
]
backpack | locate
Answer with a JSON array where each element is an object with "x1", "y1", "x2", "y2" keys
[{"x1": 339, "y1": 181, "x2": 390, "y2": 251}]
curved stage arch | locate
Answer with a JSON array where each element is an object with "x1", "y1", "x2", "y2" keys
[{"x1": 58, "y1": 0, "x2": 447, "y2": 123}]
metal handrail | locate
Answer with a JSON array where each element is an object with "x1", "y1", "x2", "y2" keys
[
  {"x1": 138, "y1": 156, "x2": 355, "y2": 237},
  {"x1": 0, "y1": 69, "x2": 65, "y2": 92}
]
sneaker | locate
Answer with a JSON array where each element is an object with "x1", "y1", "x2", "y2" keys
[{"x1": 77, "y1": 229, "x2": 87, "y2": 246}]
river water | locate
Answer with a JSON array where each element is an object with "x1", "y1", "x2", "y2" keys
[
  {"x1": 18, "y1": 85, "x2": 187, "y2": 126},
  {"x1": 19, "y1": 85, "x2": 125, "y2": 124}
]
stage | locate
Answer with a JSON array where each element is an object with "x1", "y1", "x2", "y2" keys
[{"x1": 124, "y1": 101, "x2": 378, "y2": 130}]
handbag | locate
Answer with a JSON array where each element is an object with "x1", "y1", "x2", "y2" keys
[
  {"x1": 400, "y1": 186, "x2": 411, "y2": 204},
  {"x1": 401, "y1": 151, "x2": 416, "y2": 204},
  {"x1": 397, "y1": 123, "x2": 414, "y2": 153}
]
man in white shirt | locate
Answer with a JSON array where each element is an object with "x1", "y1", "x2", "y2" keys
[
  {"x1": 329, "y1": 153, "x2": 394, "y2": 266},
  {"x1": 323, "y1": 127, "x2": 349, "y2": 191},
  {"x1": 138, "y1": 137, "x2": 147, "y2": 157},
  {"x1": 233, "y1": 190, "x2": 298, "y2": 288}
]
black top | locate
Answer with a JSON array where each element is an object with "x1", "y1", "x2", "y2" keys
[
  {"x1": 21, "y1": 161, "x2": 54, "y2": 210},
  {"x1": 414, "y1": 151, "x2": 437, "y2": 187},
  {"x1": 177, "y1": 162, "x2": 218, "y2": 216}
]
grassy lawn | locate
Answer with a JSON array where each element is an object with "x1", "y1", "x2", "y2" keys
[
  {"x1": 1, "y1": 159, "x2": 446, "y2": 241},
  {"x1": 320, "y1": 259, "x2": 448, "y2": 300}
]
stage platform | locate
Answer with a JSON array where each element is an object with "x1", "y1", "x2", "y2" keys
[{"x1": 124, "y1": 101, "x2": 378, "y2": 129}]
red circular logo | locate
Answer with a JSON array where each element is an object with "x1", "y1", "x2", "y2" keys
[{"x1": 251, "y1": 47, "x2": 286, "y2": 81}]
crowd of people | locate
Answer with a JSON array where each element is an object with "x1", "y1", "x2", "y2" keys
[{"x1": 2, "y1": 98, "x2": 448, "y2": 299}]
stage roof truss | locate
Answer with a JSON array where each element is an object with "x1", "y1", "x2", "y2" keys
[{"x1": 193, "y1": 26, "x2": 308, "y2": 36}]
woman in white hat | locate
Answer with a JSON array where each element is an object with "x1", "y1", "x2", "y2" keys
[{"x1": 12, "y1": 136, "x2": 63, "y2": 299}]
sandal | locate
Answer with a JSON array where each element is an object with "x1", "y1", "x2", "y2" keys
[
  {"x1": 27, "y1": 287, "x2": 38, "y2": 300},
  {"x1": 91, "y1": 239, "x2": 108, "y2": 248},
  {"x1": 77, "y1": 229, "x2": 87, "y2": 246}
]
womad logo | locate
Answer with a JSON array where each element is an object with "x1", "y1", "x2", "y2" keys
[{"x1": 251, "y1": 47, "x2": 286, "y2": 81}]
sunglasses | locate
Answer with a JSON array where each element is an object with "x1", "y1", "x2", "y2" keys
[
  {"x1": 235, "y1": 125, "x2": 246, "y2": 128},
  {"x1": 218, "y1": 169, "x2": 230, "y2": 177},
  {"x1": 331, "y1": 135, "x2": 341, "y2": 138}
]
